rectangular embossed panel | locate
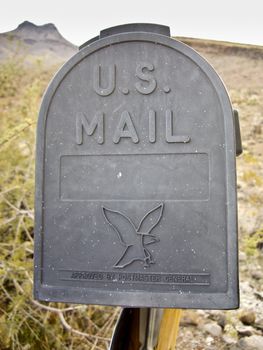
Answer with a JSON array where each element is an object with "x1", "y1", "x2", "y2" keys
[
  {"x1": 34, "y1": 25, "x2": 239, "y2": 309},
  {"x1": 60, "y1": 154, "x2": 209, "y2": 201}
]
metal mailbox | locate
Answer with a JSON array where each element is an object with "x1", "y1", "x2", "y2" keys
[{"x1": 34, "y1": 24, "x2": 240, "y2": 309}]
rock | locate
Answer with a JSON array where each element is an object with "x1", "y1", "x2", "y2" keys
[
  {"x1": 240, "y1": 281, "x2": 253, "y2": 294},
  {"x1": 208, "y1": 310, "x2": 227, "y2": 328},
  {"x1": 239, "y1": 217, "x2": 258, "y2": 236},
  {"x1": 236, "y1": 325, "x2": 254, "y2": 337},
  {"x1": 205, "y1": 335, "x2": 214, "y2": 346},
  {"x1": 238, "y1": 335, "x2": 263, "y2": 350},
  {"x1": 203, "y1": 322, "x2": 222, "y2": 337},
  {"x1": 239, "y1": 310, "x2": 256, "y2": 325},
  {"x1": 251, "y1": 270, "x2": 263, "y2": 280},
  {"x1": 239, "y1": 251, "x2": 247, "y2": 262},
  {"x1": 253, "y1": 125, "x2": 262, "y2": 135},
  {"x1": 180, "y1": 311, "x2": 199, "y2": 326},
  {"x1": 256, "y1": 240, "x2": 263, "y2": 251},
  {"x1": 254, "y1": 318, "x2": 263, "y2": 332},
  {"x1": 196, "y1": 310, "x2": 206, "y2": 316},
  {"x1": 240, "y1": 265, "x2": 248, "y2": 273},
  {"x1": 222, "y1": 334, "x2": 237, "y2": 345},
  {"x1": 254, "y1": 291, "x2": 263, "y2": 301}
]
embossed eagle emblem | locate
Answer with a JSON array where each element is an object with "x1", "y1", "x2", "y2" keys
[{"x1": 102, "y1": 203, "x2": 164, "y2": 268}]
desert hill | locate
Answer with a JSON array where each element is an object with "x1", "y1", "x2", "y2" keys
[
  {"x1": 177, "y1": 36, "x2": 263, "y2": 90},
  {"x1": 0, "y1": 21, "x2": 77, "y2": 64}
]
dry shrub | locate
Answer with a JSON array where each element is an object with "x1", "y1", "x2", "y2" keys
[{"x1": 0, "y1": 58, "x2": 119, "y2": 350}]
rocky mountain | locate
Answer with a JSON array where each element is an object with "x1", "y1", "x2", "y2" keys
[{"x1": 0, "y1": 21, "x2": 77, "y2": 64}]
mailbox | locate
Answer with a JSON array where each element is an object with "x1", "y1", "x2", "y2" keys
[{"x1": 34, "y1": 24, "x2": 240, "y2": 309}]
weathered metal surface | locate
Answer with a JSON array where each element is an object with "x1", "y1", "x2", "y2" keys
[{"x1": 34, "y1": 24, "x2": 239, "y2": 309}]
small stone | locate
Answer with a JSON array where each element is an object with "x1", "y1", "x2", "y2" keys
[
  {"x1": 254, "y1": 319, "x2": 263, "y2": 332},
  {"x1": 253, "y1": 125, "x2": 262, "y2": 135},
  {"x1": 196, "y1": 310, "x2": 206, "y2": 316},
  {"x1": 239, "y1": 251, "x2": 247, "y2": 262},
  {"x1": 251, "y1": 270, "x2": 263, "y2": 280},
  {"x1": 256, "y1": 240, "x2": 263, "y2": 251},
  {"x1": 236, "y1": 325, "x2": 254, "y2": 337},
  {"x1": 239, "y1": 310, "x2": 256, "y2": 325},
  {"x1": 240, "y1": 265, "x2": 248, "y2": 273},
  {"x1": 254, "y1": 291, "x2": 263, "y2": 301},
  {"x1": 229, "y1": 346, "x2": 241, "y2": 350},
  {"x1": 240, "y1": 281, "x2": 253, "y2": 294},
  {"x1": 208, "y1": 310, "x2": 227, "y2": 328},
  {"x1": 180, "y1": 311, "x2": 199, "y2": 326},
  {"x1": 222, "y1": 335, "x2": 237, "y2": 345},
  {"x1": 205, "y1": 335, "x2": 214, "y2": 345},
  {"x1": 203, "y1": 322, "x2": 222, "y2": 337},
  {"x1": 238, "y1": 335, "x2": 263, "y2": 350}
]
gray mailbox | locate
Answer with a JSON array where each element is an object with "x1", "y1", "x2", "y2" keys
[{"x1": 34, "y1": 24, "x2": 240, "y2": 309}]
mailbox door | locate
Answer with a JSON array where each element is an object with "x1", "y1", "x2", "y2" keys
[{"x1": 34, "y1": 31, "x2": 239, "y2": 309}]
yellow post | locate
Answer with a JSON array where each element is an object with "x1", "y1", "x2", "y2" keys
[{"x1": 156, "y1": 309, "x2": 182, "y2": 350}]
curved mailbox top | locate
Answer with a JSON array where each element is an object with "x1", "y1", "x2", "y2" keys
[{"x1": 34, "y1": 25, "x2": 239, "y2": 309}]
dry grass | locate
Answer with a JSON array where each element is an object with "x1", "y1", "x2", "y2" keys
[{"x1": 0, "y1": 58, "x2": 120, "y2": 349}]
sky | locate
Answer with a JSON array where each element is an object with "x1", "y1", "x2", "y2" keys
[{"x1": 0, "y1": 0, "x2": 262, "y2": 46}]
